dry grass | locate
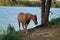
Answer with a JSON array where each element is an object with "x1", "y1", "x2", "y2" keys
[{"x1": 21, "y1": 24, "x2": 60, "y2": 40}]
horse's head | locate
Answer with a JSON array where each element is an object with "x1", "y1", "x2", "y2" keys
[{"x1": 32, "y1": 15, "x2": 38, "y2": 25}]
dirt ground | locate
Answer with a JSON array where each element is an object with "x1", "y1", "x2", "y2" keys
[{"x1": 21, "y1": 24, "x2": 60, "y2": 40}]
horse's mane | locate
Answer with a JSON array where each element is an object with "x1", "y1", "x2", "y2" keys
[{"x1": 26, "y1": 13, "x2": 36, "y2": 17}]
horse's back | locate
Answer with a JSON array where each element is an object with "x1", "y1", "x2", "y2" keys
[
  {"x1": 18, "y1": 13, "x2": 25, "y2": 16},
  {"x1": 18, "y1": 13, "x2": 25, "y2": 17}
]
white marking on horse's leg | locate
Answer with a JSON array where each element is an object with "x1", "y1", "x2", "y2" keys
[
  {"x1": 24, "y1": 25, "x2": 25, "y2": 29},
  {"x1": 24, "y1": 25, "x2": 26, "y2": 33},
  {"x1": 23, "y1": 25, "x2": 25, "y2": 33}
]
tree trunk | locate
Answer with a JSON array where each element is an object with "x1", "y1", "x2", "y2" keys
[
  {"x1": 41, "y1": 0, "x2": 46, "y2": 25},
  {"x1": 45, "y1": 0, "x2": 52, "y2": 23},
  {"x1": 41, "y1": 0, "x2": 52, "y2": 25}
]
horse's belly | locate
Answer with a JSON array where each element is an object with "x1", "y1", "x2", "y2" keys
[{"x1": 20, "y1": 18, "x2": 27, "y2": 24}]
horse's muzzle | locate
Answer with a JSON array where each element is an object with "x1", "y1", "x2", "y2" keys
[{"x1": 35, "y1": 22, "x2": 38, "y2": 25}]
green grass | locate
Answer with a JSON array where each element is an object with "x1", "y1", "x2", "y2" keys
[
  {"x1": 49, "y1": 17, "x2": 60, "y2": 24},
  {"x1": 0, "y1": 24, "x2": 22, "y2": 40}
]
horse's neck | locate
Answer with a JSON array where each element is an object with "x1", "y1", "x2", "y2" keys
[{"x1": 31, "y1": 15, "x2": 34, "y2": 20}]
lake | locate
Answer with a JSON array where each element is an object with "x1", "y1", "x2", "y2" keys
[{"x1": 0, "y1": 6, "x2": 60, "y2": 31}]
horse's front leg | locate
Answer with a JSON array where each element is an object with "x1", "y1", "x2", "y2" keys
[
  {"x1": 25, "y1": 24, "x2": 27, "y2": 35},
  {"x1": 23, "y1": 24, "x2": 27, "y2": 35},
  {"x1": 22, "y1": 24, "x2": 25, "y2": 33},
  {"x1": 22, "y1": 24, "x2": 27, "y2": 35}
]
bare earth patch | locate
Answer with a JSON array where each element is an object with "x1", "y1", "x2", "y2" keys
[{"x1": 21, "y1": 24, "x2": 60, "y2": 40}]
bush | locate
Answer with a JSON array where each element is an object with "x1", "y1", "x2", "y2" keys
[
  {"x1": 49, "y1": 17, "x2": 60, "y2": 24},
  {"x1": 1, "y1": 24, "x2": 22, "y2": 40}
]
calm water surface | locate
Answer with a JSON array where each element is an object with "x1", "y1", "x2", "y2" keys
[{"x1": 0, "y1": 6, "x2": 60, "y2": 31}]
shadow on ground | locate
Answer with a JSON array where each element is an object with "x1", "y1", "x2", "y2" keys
[{"x1": 20, "y1": 24, "x2": 60, "y2": 40}]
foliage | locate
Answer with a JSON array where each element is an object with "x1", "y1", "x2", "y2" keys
[
  {"x1": 0, "y1": 0, "x2": 60, "y2": 7},
  {"x1": 49, "y1": 17, "x2": 60, "y2": 24},
  {"x1": 0, "y1": 24, "x2": 22, "y2": 40},
  {"x1": 0, "y1": 0, "x2": 41, "y2": 7},
  {"x1": 51, "y1": 1, "x2": 60, "y2": 8}
]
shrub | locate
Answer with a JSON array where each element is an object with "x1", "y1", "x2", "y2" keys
[
  {"x1": 49, "y1": 17, "x2": 60, "y2": 24},
  {"x1": 2, "y1": 24, "x2": 22, "y2": 40}
]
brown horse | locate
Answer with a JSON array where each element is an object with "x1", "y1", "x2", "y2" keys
[{"x1": 18, "y1": 13, "x2": 38, "y2": 34}]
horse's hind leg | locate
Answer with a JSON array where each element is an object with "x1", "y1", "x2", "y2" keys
[{"x1": 18, "y1": 20, "x2": 20, "y2": 31}]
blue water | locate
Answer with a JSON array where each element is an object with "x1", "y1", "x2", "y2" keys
[{"x1": 0, "y1": 6, "x2": 60, "y2": 31}]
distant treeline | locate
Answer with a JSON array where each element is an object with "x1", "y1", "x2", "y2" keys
[
  {"x1": 0, "y1": 0, "x2": 60, "y2": 7},
  {"x1": 0, "y1": 0, "x2": 41, "y2": 7}
]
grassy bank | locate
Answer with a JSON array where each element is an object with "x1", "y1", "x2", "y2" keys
[{"x1": 49, "y1": 17, "x2": 60, "y2": 24}]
